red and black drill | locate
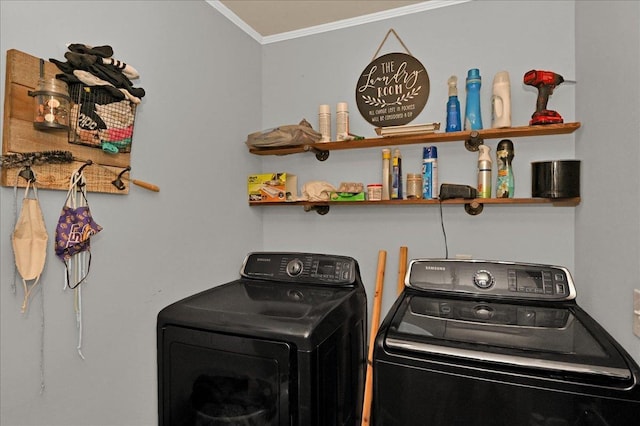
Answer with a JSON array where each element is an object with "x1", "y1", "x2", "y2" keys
[{"x1": 523, "y1": 70, "x2": 568, "y2": 125}]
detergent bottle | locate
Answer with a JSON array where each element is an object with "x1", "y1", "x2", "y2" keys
[
  {"x1": 491, "y1": 71, "x2": 511, "y2": 128},
  {"x1": 464, "y1": 68, "x2": 483, "y2": 130}
]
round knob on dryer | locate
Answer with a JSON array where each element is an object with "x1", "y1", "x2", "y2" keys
[
  {"x1": 473, "y1": 270, "x2": 495, "y2": 289},
  {"x1": 286, "y1": 259, "x2": 304, "y2": 277}
]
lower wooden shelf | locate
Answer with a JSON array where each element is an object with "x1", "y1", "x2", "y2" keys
[{"x1": 249, "y1": 197, "x2": 581, "y2": 215}]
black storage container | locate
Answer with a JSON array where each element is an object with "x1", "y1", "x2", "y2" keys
[{"x1": 531, "y1": 160, "x2": 581, "y2": 198}]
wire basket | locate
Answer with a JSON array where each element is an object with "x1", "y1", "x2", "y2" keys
[{"x1": 68, "y1": 84, "x2": 137, "y2": 153}]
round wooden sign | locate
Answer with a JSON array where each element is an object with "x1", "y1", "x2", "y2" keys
[{"x1": 356, "y1": 52, "x2": 430, "y2": 127}]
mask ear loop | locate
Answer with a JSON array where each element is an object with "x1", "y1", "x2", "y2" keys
[
  {"x1": 63, "y1": 170, "x2": 92, "y2": 290},
  {"x1": 63, "y1": 167, "x2": 91, "y2": 359},
  {"x1": 12, "y1": 167, "x2": 47, "y2": 390}
]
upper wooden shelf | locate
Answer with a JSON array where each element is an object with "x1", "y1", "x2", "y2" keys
[{"x1": 248, "y1": 122, "x2": 581, "y2": 157}]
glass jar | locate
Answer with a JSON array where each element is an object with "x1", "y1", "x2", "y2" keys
[
  {"x1": 406, "y1": 173, "x2": 423, "y2": 199},
  {"x1": 30, "y1": 78, "x2": 70, "y2": 130},
  {"x1": 367, "y1": 184, "x2": 383, "y2": 201}
]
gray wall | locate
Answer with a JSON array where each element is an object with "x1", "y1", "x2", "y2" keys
[
  {"x1": 1, "y1": 1, "x2": 638, "y2": 425},
  {"x1": 0, "y1": 1, "x2": 262, "y2": 425},
  {"x1": 260, "y1": 0, "x2": 579, "y2": 346},
  {"x1": 575, "y1": 1, "x2": 640, "y2": 367}
]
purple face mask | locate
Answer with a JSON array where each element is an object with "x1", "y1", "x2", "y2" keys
[
  {"x1": 55, "y1": 172, "x2": 102, "y2": 289},
  {"x1": 55, "y1": 204, "x2": 102, "y2": 261}
]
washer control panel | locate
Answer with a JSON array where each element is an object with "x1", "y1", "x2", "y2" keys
[
  {"x1": 406, "y1": 259, "x2": 576, "y2": 301},
  {"x1": 241, "y1": 252, "x2": 358, "y2": 287}
]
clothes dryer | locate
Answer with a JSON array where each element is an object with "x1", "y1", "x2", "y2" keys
[{"x1": 158, "y1": 252, "x2": 366, "y2": 426}]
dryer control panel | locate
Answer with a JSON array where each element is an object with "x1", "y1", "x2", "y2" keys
[
  {"x1": 240, "y1": 252, "x2": 360, "y2": 287},
  {"x1": 406, "y1": 259, "x2": 576, "y2": 301}
]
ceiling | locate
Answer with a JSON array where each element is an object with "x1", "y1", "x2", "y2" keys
[{"x1": 217, "y1": 0, "x2": 427, "y2": 37}]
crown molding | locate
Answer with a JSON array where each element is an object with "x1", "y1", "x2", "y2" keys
[{"x1": 207, "y1": 0, "x2": 471, "y2": 45}]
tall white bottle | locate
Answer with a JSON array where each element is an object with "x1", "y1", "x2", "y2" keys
[
  {"x1": 318, "y1": 104, "x2": 331, "y2": 142},
  {"x1": 491, "y1": 71, "x2": 511, "y2": 128},
  {"x1": 382, "y1": 149, "x2": 391, "y2": 200},
  {"x1": 336, "y1": 102, "x2": 349, "y2": 141}
]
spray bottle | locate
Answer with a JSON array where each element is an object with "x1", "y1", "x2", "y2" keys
[
  {"x1": 496, "y1": 139, "x2": 514, "y2": 198},
  {"x1": 477, "y1": 144, "x2": 492, "y2": 198},
  {"x1": 446, "y1": 76, "x2": 461, "y2": 132},
  {"x1": 464, "y1": 68, "x2": 483, "y2": 130}
]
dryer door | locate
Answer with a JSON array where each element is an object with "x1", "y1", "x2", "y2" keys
[{"x1": 158, "y1": 325, "x2": 292, "y2": 426}]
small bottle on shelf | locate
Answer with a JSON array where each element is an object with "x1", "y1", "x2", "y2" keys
[
  {"x1": 336, "y1": 102, "x2": 349, "y2": 141},
  {"x1": 382, "y1": 148, "x2": 391, "y2": 200},
  {"x1": 318, "y1": 104, "x2": 331, "y2": 142}
]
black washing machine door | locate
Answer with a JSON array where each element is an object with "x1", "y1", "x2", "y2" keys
[
  {"x1": 373, "y1": 294, "x2": 640, "y2": 426},
  {"x1": 384, "y1": 294, "x2": 634, "y2": 380}
]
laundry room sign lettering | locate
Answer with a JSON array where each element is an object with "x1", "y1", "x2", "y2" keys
[{"x1": 356, "y1": 52, "x2": 430, "y2": 127}]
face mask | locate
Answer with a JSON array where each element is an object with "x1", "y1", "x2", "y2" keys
[
  {"x1": 12, "y1": 179, "x2": 48, "y2": 313},
  {"x1": 55, "y1": 172, "x2": 102, "y2": 289}
]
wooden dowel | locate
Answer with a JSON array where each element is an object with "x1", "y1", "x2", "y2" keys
[
  {"x1": 397, "y1": 246, "x2": 408, "y2": 295},
  {"x1": 361, "y1": 250, "x2": 386, "y2": 426}
]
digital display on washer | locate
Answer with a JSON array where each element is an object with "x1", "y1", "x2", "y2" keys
[
  {"x1": 316, "y1": 260, "x2": 336, "y2": 276},
  {"x1": 516, "y1": 270, "x2": 544, "y2": 290}
]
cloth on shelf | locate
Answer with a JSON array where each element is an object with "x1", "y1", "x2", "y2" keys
[
  {"x1": 301, "y1": 181, "x2": 337, "y2": 201},
  {"x1": 246, "y1": 119, "x2": 321, "y2": 148}
]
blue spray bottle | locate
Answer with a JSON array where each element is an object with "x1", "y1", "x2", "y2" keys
[
  {"x1": 464, "y1": 68, "x2": 483, "y2": 130},
  {"x1": 446, "y1": 76, "x2": 461, "y2": 132}
]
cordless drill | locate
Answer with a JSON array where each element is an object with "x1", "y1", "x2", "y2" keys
[{"x1": 523, "y1": 70, "x2": 565, "y2": 125}]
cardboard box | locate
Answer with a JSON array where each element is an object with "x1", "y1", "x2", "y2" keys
[
  {"x1": 248, "y1": 173, "x2": 297, "y2": 202},
  {"x1": 329, "y1": 192, "x2": 365, "y2": 202}
]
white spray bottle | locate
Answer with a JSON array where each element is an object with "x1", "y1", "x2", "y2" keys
[{"x1": 477, "y1": 144, "x2": 492, "y2": 198}]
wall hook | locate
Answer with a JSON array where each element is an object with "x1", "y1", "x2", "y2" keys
[
  {"x1": 77, "y1": 159, "x2": 93, "y2": 175},
  {"x1": 111, "y1": 166, "x2": 131, "y2": 191},
  {"x1": 18, "y1": 166, "x2": 36, "y2": 183}
]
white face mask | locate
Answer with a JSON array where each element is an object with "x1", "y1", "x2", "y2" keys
[{"x1": 12, "y1": 180, "x2": 48, "y2": 313}]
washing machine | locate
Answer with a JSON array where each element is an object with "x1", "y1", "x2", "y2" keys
[
  {"x1": 157, "y1": 252, "x2": 366, "y2": 426},
  {"x1": 373, "y1": 259, "x2": 640, "y2": 426}
]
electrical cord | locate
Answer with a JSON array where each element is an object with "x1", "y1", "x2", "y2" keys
[{"x1": 438, "y1": 199, "x2": 449, "y2": 259}]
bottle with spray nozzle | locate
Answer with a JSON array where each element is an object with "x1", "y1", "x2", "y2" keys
[
  {"x1": 446, "y1": 76, "x2": 461, "y2": 132},
  {"x1": 477, "y1": 144, "x2": 492, "y2": 198}
]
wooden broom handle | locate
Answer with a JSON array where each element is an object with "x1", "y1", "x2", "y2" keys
[
  {"x1": 129, "y1": 178, "x2": 160, "y2": 192},
  {"x1": 361, "y1": 250, "x2": 386, "y2": 426},
  {"x1": 397, "y1": 246, "x2": 408, "y2": 296}
]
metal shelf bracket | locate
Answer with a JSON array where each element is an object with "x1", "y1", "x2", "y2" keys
[
  {"x1": 303, "y1": 204, "x2": 330, "y2": 215},
  {"x1": 464, "y1": 131, "x2": 484, "y2": 152},
  {"x1": 464, "y1": 201, "x2": 484, "y2": 215},
  {"x1": 303, "y1": 145, "x2": 330, "y2": 161}
]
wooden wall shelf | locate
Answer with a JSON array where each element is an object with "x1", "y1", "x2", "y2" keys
[
  {"x1": 248, "y1": 122, "x2": 581, "y2": 158},
  {"x1": 251, "y1": 197, "x2": 581, "y2": 215}
]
